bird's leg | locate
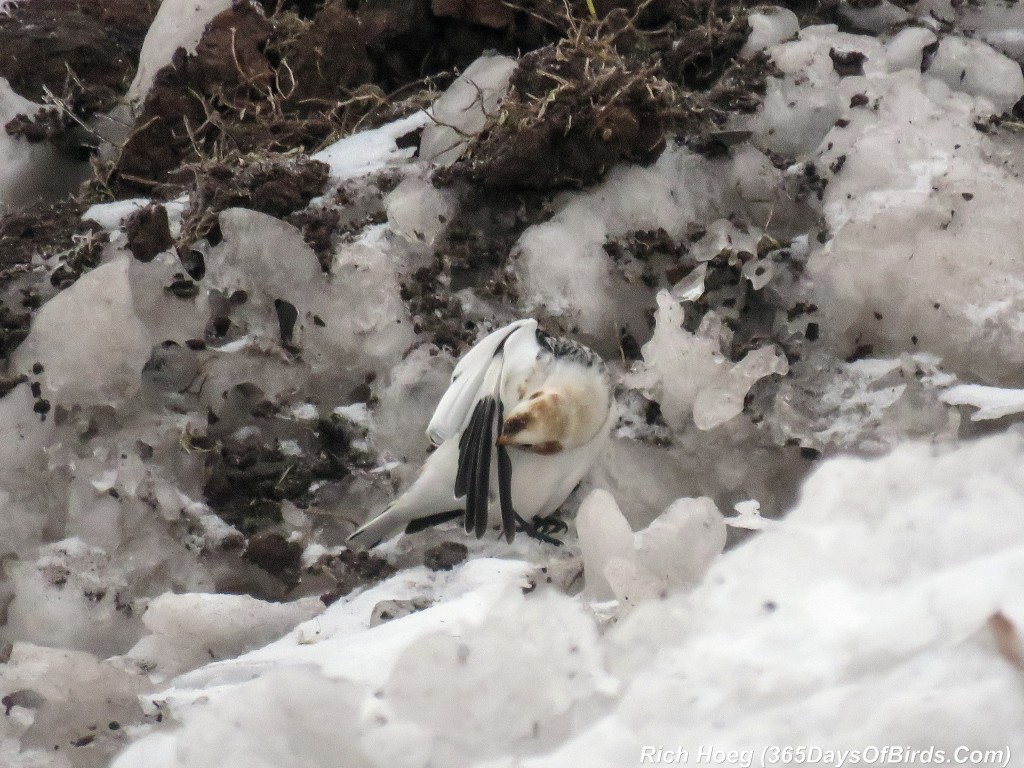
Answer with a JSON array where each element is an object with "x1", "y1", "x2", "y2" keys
[
  {"x1": 530, "y1": 512, "x2": 568, "y2": 536},
  {"x1": 513, "y1": 512, "x2": 564, "y2": 547}
]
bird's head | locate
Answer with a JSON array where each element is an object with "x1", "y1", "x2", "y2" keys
[{"x1": 497, "y1": 390, "x2": 570, "y2": 455}]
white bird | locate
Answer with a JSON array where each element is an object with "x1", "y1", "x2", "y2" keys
[{"x1": 347, "y1": 319, "x2": 613, "y2": 548}]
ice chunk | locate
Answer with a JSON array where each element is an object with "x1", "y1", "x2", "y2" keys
[
  {"x1": 0, "y1": 78, "x2": 91, "y2": 206},
  {"x1": 127, "y1": 0, "x2": 233, "y2": 103},
  {"x1": 420, "y1": 54, "x2": 517, "y2": 166},
  {"x1": 803, "y1": 68, "x2": 1024, "y2": 381},
  {"x1": 514, "y1": 206, "x2": 612, "y2": 337},
  {"x1": 312, "y1": 227, "x2": 416, "y2": 379},
  {"x1": 885, "y1": 26, "x2": 938, "y2": 72},
  {"x1": 1, "y1": 642, "x2": 149, "y2": 765},
  {"x1": 926, "y1": 36, "x2": 1024, "y2": 112},
  {"x1": 739, "y1": 7, "x2": 799, "y2": 58},
  {"x1": 205, "y1": 208, "x2": 321, "y2": 307},
  {"x1": 633, "y1": 291, "x2": 786, "y2": 431},
  {"x1": 692, "y1": 345, "x2": 789, "y2": 431},
  {"x1": 916, "y1": 0, "x2": 1024, "y2": 63},
  {"x1": 941, "y1": 383, "x2": 1024, "y2": 421},
  {"x1": 372, "y1": 344, "x2": 454, "y2": 462},
  {"x1": 12, "y1": 257, "x2": 151, "y2": 406},
  {"x1": 126, "y1": 592, "x2": 324, "y2": 677},
  {"x1": 767, "y1": 353, "x2": 959, "y2": 454},
  {"x1": 576, "y1": 490, "x2": 636, "y2": 601},
  {"x1": 4, "y1": 539, "x2": 142, "y2": 656},
  {"x1": 632, "y1": 291, "x2": 724, "y2": 429},
  {"x1": 385, "y1": 177, "x2": 456, "y2": 247},
  {"x1": 128, "y1": 249, "x2": 211, "y2": 345},
  {"x1": 637, "y1": 497, "x2": 726, "y2": 592},
  {"x1": 838, "y1": 0, "x2": 911, "y2": 33},
  {"x1": 578, "y1": 490, "x2": 726, "y2": 605}
]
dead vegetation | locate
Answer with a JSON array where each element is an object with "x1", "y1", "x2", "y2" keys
[{"x1": 446, "y1": 0, "x2": 779, "y2": 189}]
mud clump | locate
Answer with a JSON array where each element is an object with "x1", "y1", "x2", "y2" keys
[
  {"x1": 424, "y1": 541, "x2": 469, "y2": 571},
  {"x1": 316, "y1": 549, "x2": 399, "y2": 605},
  {"x1": 124, "y1": 204, "x2": 173, "y2": 262},
  {"x1": 244, "y1": 531, "x2": 304, "y2": 583},
  {"x1": 203, "y1": 421, "x2": 354, "y2": 535},
  {"x1": 459, "y1": 35, "x2": 670, "y2": 190},
  {"x1": 173, "y1": 157, "x2": 330, "y2": 251}
]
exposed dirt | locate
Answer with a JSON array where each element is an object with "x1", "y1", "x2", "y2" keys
[
  {"x1": 170, "y1": 156, "x2": 330, "y2": 253},
  {"x1": 203, "y1": 414, "x2": 357, "y2": 535},
  {"x1": 0, "y1": 0, "x2": 156, "y2": 130},
  {"x1": 314, "y1": 549, "x2": 398, "y2": 605},
  {"x1": 124, "y1": 204, "x2": 173, "y2": 262}
]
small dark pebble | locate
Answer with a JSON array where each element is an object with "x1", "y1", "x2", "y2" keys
[
  {"x1": 33, "y1": 399, "x2": 51, "y2": 416},
  {"x1": 800, "y1": 447, "x2": 820, "y2": 460},
  {"x1": 185, "y1": 339, "x2": 207, "y2": 351},
  {"x1": 165, "y1": 279, "x2": 199, "y2": 299},
  {"x1": 108, "y1": 722, "x2": 120, "y2": 731},
  {"x1": 830, "y1": 48, "x2": 867, "y2": 77},
  {"x1": 32, "y1": 362, "x2": 43, "y2": 375},
  {"x1": 424, "y1": 541, "x2": 469, "y2": 571},
  {"x1": 805, "y1": 322, "x2": 819, "y2": 342},
  {"x1": 850, "y1": 93, "x2": 869, "y2": 108}
]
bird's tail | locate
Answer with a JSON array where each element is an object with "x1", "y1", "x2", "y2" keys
[{"x1": 346, "y1": 502, "x2": 408, "y2": 549}]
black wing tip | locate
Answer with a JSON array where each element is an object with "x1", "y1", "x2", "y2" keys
[{"x1": 457, "y1": 397, "x2": 496, "y2": 539}]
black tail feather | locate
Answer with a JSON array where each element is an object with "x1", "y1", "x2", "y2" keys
[{"x1": 404, "y1": 509, "x2": 463, "y2": 535}]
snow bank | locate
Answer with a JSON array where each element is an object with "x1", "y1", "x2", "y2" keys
[{"x1": 110, "y1": 433, "x2": 1024, "y2": 766}]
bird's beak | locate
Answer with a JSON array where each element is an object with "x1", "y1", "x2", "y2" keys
[{"x1": 498, "y1": 414, "x2": 530, "y2": 446}]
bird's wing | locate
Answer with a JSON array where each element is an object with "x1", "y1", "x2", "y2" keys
[{"x1": 426, "y1": 319, "x2": 537, "y2": 446}]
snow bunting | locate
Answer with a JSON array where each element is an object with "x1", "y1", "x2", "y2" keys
[{"x1": 347, "y1": 319, "x2": 613, "y2": 547}]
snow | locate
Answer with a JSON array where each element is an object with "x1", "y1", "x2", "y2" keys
[
  {"x1": 313, "y1": 112, "x2": 430, "y2": 183},
  {"x1": 112, "y1": 434, "x2": 1024, "y2": 767},
  {"x1": 942, "y1": 384, "x2": 1024, "y2": 421},
  {"x1": 127, "y1": 0, "x2": 233, "y2": 103}
]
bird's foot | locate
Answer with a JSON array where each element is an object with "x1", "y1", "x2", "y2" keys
[
  {"x1": 531, "y1": 513, "x2": 568, "y2": 537},
  {"x1": 513, "y1": 512, "x2": 564, "y2": 546}
]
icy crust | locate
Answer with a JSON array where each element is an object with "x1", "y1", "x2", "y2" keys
[
  {"x1": 109, "y1": 434, "x2": 1024, "y2": 767},
  {"x1": 0, "y1": 79, "x2": 91, "y2": 207},
  {"x1": 741, "y1": 24, "x2": 1024, "y2": 383}
]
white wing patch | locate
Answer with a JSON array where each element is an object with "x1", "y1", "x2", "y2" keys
[{"x1": 426, "y1": 319, "x2": 537, "y2": 445}]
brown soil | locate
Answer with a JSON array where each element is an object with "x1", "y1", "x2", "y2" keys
[{"x1": 0, "y1": 0, "x2": 156, "y2": 119}]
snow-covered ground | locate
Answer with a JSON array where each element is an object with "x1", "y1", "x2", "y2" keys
[{"x1": 3, "y1": 2, "x2": 1024, "y2": 766}]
